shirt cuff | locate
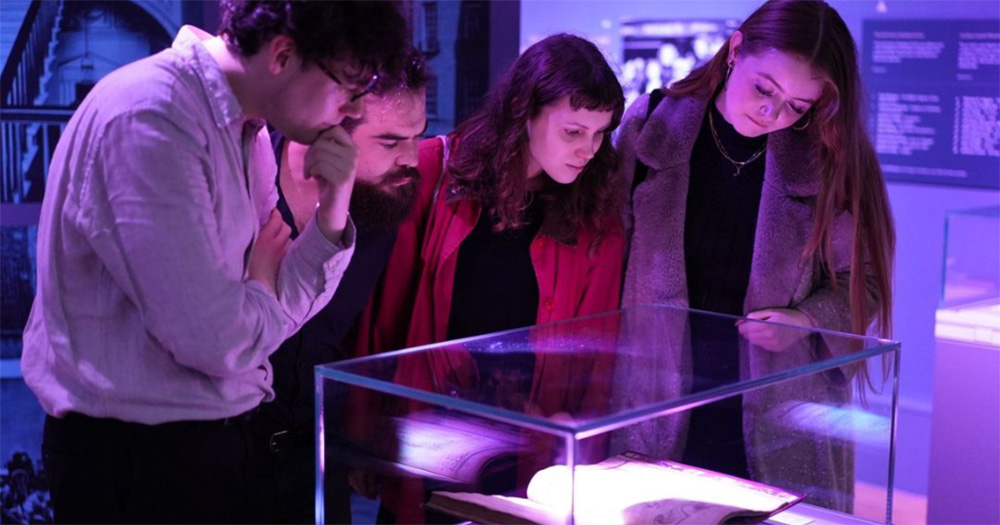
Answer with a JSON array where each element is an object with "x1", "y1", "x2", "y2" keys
[{"x1": 295, "y1": 213, "x2": 357, "y2": 267}]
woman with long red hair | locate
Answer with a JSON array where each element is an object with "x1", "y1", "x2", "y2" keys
[{"x1": 616, "y1": 0, "x2": 895, "y2": 512}]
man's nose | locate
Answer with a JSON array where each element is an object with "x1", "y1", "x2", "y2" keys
[
  {"x1": 339, "y1": 97, "x2": 364, "y2": 121},
  {"x1": 398, "y1": 141, "x2": 419, "y2": 168}
]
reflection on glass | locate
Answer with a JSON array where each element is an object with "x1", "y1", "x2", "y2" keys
[
  {"x1": 319, "y1": 305, "x2": 900, "y2": 524},
  {"x1": 938, "y1": 205, "x2": 1000, "y2": 345}
]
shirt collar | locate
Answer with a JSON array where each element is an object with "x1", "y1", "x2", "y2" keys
[{"x1": 172, "y1": 25, "x2": 250, "y2": 129}]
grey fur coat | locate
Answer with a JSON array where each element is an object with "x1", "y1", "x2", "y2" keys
[{"x1": 609, "y1": 90, "x2": 881, "y2": 512}]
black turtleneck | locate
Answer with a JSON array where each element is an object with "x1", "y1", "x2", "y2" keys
[
  {"x1": 681, "y1": 100, "x2": 766, "y2": 480},
  {"x1": 448, "y1": 196, "x2": 547, "y2": 341},
  {"x1": 447, "y1": 197, "x2": 546, "y2": 410},
  {"x1": 685, "y1": 101, "x2": 766, "y2": 316}
]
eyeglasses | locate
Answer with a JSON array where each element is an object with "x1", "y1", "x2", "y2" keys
[{"x1": 315, "y1": 61, "x2": 379, "y2": 103}]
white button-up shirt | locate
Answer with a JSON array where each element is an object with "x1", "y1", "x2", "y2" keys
[{"x1": 21, "y1": 26, "x2": 355, "y2": 424}]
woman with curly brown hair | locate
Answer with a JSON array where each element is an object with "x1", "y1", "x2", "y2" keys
[
  {"x1": 359, "y1": 32, "x2": 626, "y2": 362},
  {"x1": 416, "y1": 32, "x2": 625, "y2": 345},
  {"x1": 353, "y1": 32, "x2": 627, "y2": 523}
]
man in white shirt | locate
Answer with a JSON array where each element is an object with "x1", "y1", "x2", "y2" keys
[{"x1": 20, "y1": 1, "x2": 409, "y2": 522}]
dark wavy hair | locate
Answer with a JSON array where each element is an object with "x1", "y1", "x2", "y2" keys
[
  {"x1": 219, "y1": 0, "x2": 409, "y2": 84},
  {"x1": 448, "y1": 33, "x2": 625, "y2": 246}
]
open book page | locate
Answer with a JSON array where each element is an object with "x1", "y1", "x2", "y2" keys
[
  {"x1": 387, "y1": 410, "x2": 531, "y2": 484},
  {"x1": 527, "y1": 452, "x2": 802, "y2": 518},
  {"x1": 427, "y1": 491, "x2": 753, "y2": 525},
  {"x1": 428, "y1": 452, "x2": 804, "y2": 525},
  {"x1": 427, "y1": 492, "x2": 568, "y2": 525}
]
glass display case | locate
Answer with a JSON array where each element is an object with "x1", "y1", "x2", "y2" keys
[
  {"x1": 317, "y1": 305, "x2": 901, "y2": 524},
  {"x1": 935, "y1": 205, "x2": 1000, "y2": 345},
  {"x1": 928, "y1": 206, "x2": 1000, "y2": 524}
]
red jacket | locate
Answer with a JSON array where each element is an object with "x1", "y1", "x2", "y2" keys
[
  {"x1": 357, "y1": 136, "x2": 624, "y2": 358},
  {"x1": 352, "y1": 137, "x2": 624, "y2": 522}
]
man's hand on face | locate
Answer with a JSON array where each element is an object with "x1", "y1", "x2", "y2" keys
[{"x1": 304, "y1": 125, "x2": 358, "y2": 244}]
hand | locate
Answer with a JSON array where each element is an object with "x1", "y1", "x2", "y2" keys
[
  {"x1": 247, "y1": 209, "x2": 292, "y2": 295},
  {"x1": 736, "y1": 308, "x2": 815, "y2": 352},
  {"x1": 304, "y1": 126, "x2": 357, "y2": 243},
  {"x1": 347, "y1": 469, "x2": 379, "y2": 500},
  {"x1": 547, "y1": 411, "x2": 575, "y2": 424}
]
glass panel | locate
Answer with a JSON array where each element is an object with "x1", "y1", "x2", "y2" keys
[
  {"x1": 317, "y1": 305, "x2": 899, "y2": 524},
  {"x1": 938, "y1": 205, "x2": 1000, "y2": 345},
  {"x1": 319, "y1": 306, "x2": 897, "y2": 433}
]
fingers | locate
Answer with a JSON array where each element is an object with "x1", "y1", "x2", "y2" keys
[
  {"x1": 737, "y1": 310, "x2": 771, "y2": 327},
  {"x1": 548, "y1": 411, "x2": 575, "y2": 424},
  {"x1": 255, "y1": 209, "x2": 292, "y2": 259},
  {"x1": 260, "y1": 209, "x2": 292, "y2": 242},
  {"x1": 247, "y1": 210, "x2": 291, "y2": 295},
  {"x1": 304, "y1": 151, "x2": 354, "y2": 180},
  {"x1": 740, "y1": 327, "x2": 780, "y2": 351},
  {"x1": 738, "y1": 322, "x2": 770, "y2": 340},
  {"x1": 308, "y1": 126, "x2": 356, "y2": 164},
  {"x1": 319, "y1": 125, "x2": 354, "y2": 148},
  {"x1": 737, "y1": 309, "x2": 814, "y2": 352},
  {"x1": 262, "y1": 209, "x2": 281, "y2": 231},
  {"x1": 303, "y1": 127, "x2": 358, "y2": 185}
]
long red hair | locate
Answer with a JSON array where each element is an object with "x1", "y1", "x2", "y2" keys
[{"x1": 671, "y1": 1, "x2": 895, "y2": 362}]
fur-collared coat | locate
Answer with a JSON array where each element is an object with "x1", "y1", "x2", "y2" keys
[{"x1": 611, "y1": 90, "x2": 881, "y2": 512}]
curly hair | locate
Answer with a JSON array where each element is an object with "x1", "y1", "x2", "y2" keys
[
  {"x1": 219, "y1": 0, "x2": 410, "y2": 84},
  {"x1": 447, "y1": 33, "x2": 625, "y2": 246}
]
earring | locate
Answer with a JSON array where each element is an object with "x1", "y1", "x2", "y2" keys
[
  {"x1": 724, "y1": 61, "x2": 734, "y2": 86},
  {"x1": 792, "y1": 111, "x2": 812, "y2": 131}
]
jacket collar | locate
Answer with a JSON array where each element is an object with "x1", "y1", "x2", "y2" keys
[
  {"x1": 634, "y1": 89, "x2": 822, "y2": 197},
  {"x1": 443, "y1": 177, "x2": 579, "y2": 246}
]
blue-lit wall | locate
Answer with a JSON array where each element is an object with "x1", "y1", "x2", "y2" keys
[{"x1": 523, "y1": 0, "x2": 1000, "y2": 501}]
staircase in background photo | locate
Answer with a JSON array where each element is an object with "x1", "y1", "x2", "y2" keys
[
  {"x1": 1, "y1": 0, "x2": 65, "y2": 205},
  {"x1": 0, "y1": 0, "x2": 34, "y2": 69}
]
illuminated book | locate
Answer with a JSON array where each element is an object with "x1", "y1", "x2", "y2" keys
[
  {"x1": 390, "y1": 410, "x2": 530, "y2": 485},
  {"x1": 426, "y1": 451, "x2": 804, "y2": 525},
  {"x1": 340, "y1": 409, "x2": 531, "y2": 486}
]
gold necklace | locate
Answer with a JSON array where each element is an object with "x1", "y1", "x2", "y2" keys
[{"x1": 708, "y1": 109, "x2": 766, "y2": 177}]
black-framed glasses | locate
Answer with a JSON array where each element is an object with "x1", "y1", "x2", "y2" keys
[{"x1": 315, "y1": 61, "x2": 379, "y2": 102}]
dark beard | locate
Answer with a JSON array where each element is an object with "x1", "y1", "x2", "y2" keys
[{"x1": 349, "y1": 166, "x2": 419, "y2": 231}]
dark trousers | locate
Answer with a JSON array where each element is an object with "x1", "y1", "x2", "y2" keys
[
  {"x1": 246, "y1": 423, "x2": 315, "y2": 524},
  {"x1": 246, "y1": 411, "x2": 352, "y2": 524},
  {"x1": 43, "y1": 411, "x2": 258, "y2": 524}
]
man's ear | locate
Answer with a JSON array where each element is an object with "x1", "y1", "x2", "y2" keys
[{"x1": 265, "y1": 34, "x2": 297, "y2": 75}]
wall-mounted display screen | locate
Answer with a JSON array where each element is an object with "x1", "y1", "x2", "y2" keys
[
  {"x1": 620, "y1": 19, "x2": 738, "y2": 106},
  {"x1": 862, "y1": 19, "x2": 1000, "y2": 189}
]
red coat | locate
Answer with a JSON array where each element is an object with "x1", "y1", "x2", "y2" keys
[
  {"x1": 357, "y1": 136, "x2": 624, "y2": 357},
  {"x1": 352, "y1": 137, "x2": 624, "y2": 522}
]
